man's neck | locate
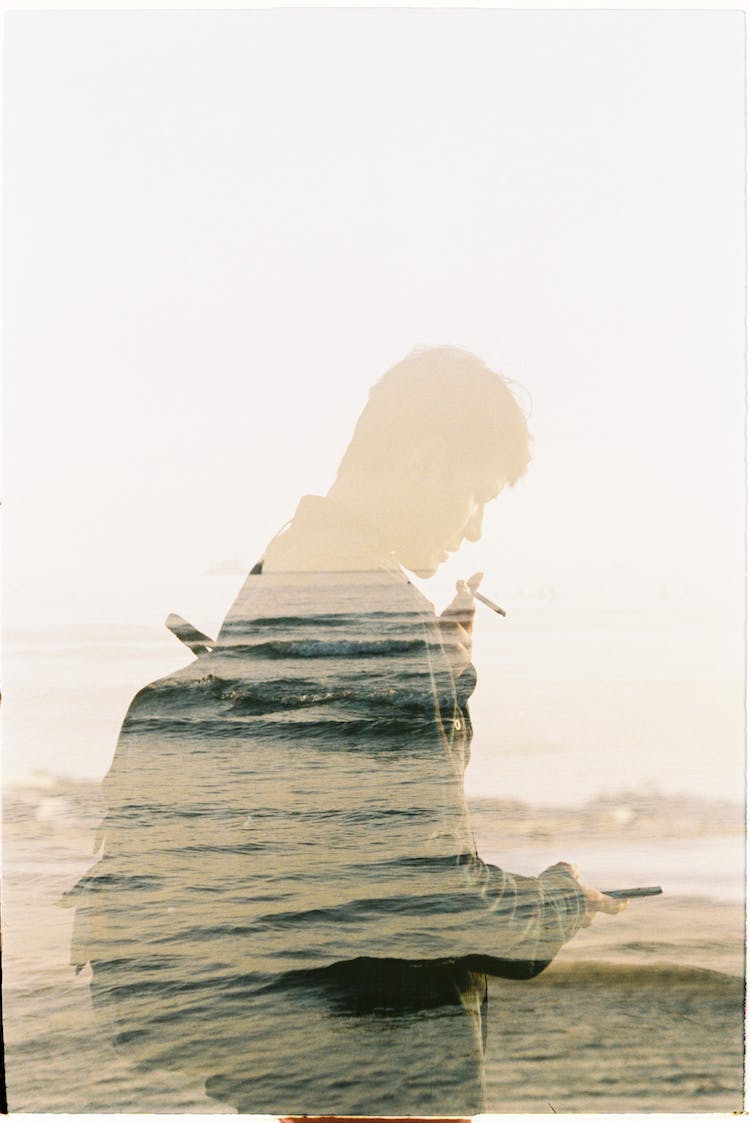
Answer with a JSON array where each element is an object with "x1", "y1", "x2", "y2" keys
[{"x1": 326, "y1": 475, "x2": 398, "y2": 554}]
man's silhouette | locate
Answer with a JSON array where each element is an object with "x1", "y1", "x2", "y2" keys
[{"x1": 69, "y1": 346, "x2": 623, "y2": 1114}]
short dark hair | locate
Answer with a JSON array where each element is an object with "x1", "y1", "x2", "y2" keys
[{"x1": 337, "y1": 346, "x2": 532, "y2": 484}]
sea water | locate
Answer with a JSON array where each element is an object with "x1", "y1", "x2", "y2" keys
[
  {"x1": 2, "y1": 570, "x2": 745, "y2": 1112},
  {"x1": 4, "y1": 570, "x2": 745, "y2": 805}
]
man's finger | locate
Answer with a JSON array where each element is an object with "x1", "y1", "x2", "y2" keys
[
  {"x1": 585, "y1": 888, "x2": 629, "y2": 916},
  {"x1": 454, "y1": 578, "x2": 474, "y2": 602},
  {"x1": 467, "y1": 571, "x2": 484, "y2": 594},
  {"x1": 441, "y1": 581, "x2": 476, "y2": 620},
  {"x1": 598, "y1": 894, "x2": 629, "y2": 916}
]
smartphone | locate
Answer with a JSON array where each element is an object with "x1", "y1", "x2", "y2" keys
[{"x1": 602, "y1": 886, "x2": 663, "y2": 899}]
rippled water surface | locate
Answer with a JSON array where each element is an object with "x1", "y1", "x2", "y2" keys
[{"x1": 3, "y1": 577, "x2": 744, "y2": 1113}]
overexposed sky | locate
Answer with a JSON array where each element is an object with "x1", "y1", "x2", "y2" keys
[{"x1": 4, "y1": 8, "x2": 745, "y2": 610}]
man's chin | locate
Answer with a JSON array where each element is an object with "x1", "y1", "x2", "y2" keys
[{"x1": 403, "y1": 560, "x2": 441, "y2": 579}]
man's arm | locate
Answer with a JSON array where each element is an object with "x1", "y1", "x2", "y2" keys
[{"x1": 435, "y1": 575, "x2": 625, "y2": 976}]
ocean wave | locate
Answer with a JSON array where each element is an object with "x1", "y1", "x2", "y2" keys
[
  {"x1": 142, "y1": 672, "x2": 446, "y2": 718},
  {"x1": 220, "y1": 611, "x2": 425, "y2": 633},
  {"x1": 218, "y1": 638, "x2": 432, "y2": 660},
  {"x1": 121, "y1": 717, "x2": 448, "y2": 755}
]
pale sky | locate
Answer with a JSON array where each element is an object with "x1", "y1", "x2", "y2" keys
[{"x1": 4, "y1": 7, "x2": 745, "y2": 611}]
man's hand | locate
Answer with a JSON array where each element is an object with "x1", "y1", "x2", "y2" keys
[
  {"x1": 544, "y1": 861, "x2": 628, "y2": 927},
  {"x1": 439, "y1": 571, "x2": 484, "y2": 675}
]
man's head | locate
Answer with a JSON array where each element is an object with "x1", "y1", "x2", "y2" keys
[{"x1": 333, "y1": 346, "x2": 532, "y2": 576}]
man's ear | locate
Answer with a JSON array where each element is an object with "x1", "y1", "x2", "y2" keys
[{"x1": 407, "y1": 434, "x2": 448, "y2": 480}]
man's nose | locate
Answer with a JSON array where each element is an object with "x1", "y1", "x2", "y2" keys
[{"x1": 463, "y1": 505, "x2": 484, "y2": 542}]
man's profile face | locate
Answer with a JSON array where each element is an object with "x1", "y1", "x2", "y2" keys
[{"x1": 398, "y1": 462, "x2": 505, "y2": 577}]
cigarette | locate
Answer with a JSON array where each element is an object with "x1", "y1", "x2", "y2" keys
[{"x1": 473, "y1": 590, "x2": 506, "y2": 617}]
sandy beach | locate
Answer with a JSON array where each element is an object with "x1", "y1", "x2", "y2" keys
[{"x1": 2, "y1": 775, "x2": 743, "y2": 1114}]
